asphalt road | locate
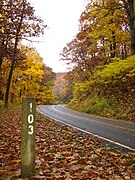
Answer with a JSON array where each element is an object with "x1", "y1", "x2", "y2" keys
[{"x1": 38, "y1": 104, "x2": 135, "y2": 152}]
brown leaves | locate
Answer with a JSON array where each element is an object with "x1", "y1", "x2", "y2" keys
[
  {"x1": 0, "y1": 108, "x2": 21, "y2": 178},
  {"x1": 0, "y1": 108, "x2": 135, "y2": 179}
]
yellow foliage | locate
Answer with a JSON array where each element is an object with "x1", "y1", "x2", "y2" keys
[{"x1": 0, "y1": 46, "x2": 56, "y2": 104}]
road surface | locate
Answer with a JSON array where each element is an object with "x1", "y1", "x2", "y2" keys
[{"x1": 38, "y1": 104, "x2": 135, "y2": 151}]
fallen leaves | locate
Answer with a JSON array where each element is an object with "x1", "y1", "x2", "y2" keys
[{"x1": 0, "y1": 107, "x2": 135, "y2": 179}]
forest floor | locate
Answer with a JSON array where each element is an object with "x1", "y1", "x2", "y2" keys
[{"x1": 0, "y1": 107, "x2": 135, "y2": 179}]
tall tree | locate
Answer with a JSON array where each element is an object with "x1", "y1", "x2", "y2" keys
[
  {"x1": 61, "y1": 0, "x2": 131, "y2": 78},
  {"x1": 11, "y1": 47, "x2": 43, "y2": 101},
  {"x1": 1, "y1": 0, "x2": 46, "y2": 107},
  {"x1": 122, "y1": 0, "x2": 135, "y2": 55}
]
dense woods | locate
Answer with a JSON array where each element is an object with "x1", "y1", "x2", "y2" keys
[
  {"x1": 0, "y1": 0, "x2": 55, "y2": 107},
  {"x1": 54, "y1": 72, "x2": 67, "y2": 102},
  {"x1": 0, "y1": 0, "x2": 135, "y2": 121},
  {"x1": 60, "y1": 0, "x2": 135, "y2": 121},
  {"x1": 0, "y1": 0, "x2": 135, "y2": 178}
]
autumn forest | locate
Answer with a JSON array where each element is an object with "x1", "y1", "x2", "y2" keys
[
  {"x1": 60, "y1": 0, "x2": 135, "y2": 122},
  {"x1": 0, "y1": 0, "x2": 135, "y2": 122},
  {"x1": 0, "y1": 0, "x2": 55, "y2": 108},
  {"x1": 0, "y1": 0, "x2": 135, "y2": 178}
]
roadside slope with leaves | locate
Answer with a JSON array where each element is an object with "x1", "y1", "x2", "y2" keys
[
  {"x1": 0, "y1": 107, "x2": 135, "y2": 179},
  {"x1": 67, "y1": 55, "x2": 135, "y2": 122}
]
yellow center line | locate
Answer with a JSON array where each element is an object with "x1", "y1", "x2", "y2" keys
[{"x1": 52, "y1": 106, "x2": 135, "y2": 133}]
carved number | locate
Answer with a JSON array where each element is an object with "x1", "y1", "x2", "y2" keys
[
  {"x1": 28, "y1": 108, "x2": 34, "y2": 135},
  {"x1": 28, "y1": 125, "x2": 34, "y2": 135}
]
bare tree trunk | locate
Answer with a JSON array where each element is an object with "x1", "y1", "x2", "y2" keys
[
  {"x1": 0, "y1": 39, "x2": 4, "y2": 101},
  {"x1": 4, "y1": 37, "x2": 18, "y2": 107},
  {"x1": 128, "y1": 0, "x2": 135, "y2": 55},
  {"x1": 4, "y1": 0, "x2": 25, "y2": 108},
  {"x1": 0, "y1": 39, "x2": 4, "y2": 70},
  {"x1": 110, "y1": 31, "x2": 116, "y2": 58},
  {"x1": 122, "y1": 0, "x2": 135, "y2": 55}
]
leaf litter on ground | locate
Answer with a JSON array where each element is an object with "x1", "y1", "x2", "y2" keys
[{"x1": 0, "y1": 107, "x2": 135, "y2": 179}]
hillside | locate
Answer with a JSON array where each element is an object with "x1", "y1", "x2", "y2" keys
[
  {"x1": 67, "y1": 56, "x2": 135, "y2": 122},
  {"x1": 53, "y1": 72, "x2": 67, "y2": 100}
]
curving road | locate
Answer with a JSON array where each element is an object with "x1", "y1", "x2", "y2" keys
[{"x1": 38, "y1": 104, "x2": 135, "y2": 151}]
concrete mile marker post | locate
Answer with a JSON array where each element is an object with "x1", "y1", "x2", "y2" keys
[{"x1": 21, "y1": 97, "x2": 36, "y2": 178}]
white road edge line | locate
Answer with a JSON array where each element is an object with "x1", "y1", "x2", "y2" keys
[
  {"x1": 52, "y1": 105, "x2": 135, "y2": 132},
  {"x1": 37, "y1": 107, "x2": 135, "y2": 152}
]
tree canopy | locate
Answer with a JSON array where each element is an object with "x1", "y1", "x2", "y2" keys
[
  {"x1": 0, "y1": 0, "x2": 55, "y2": 107},
  {"x1": 60, "y1": 0, "x2": 135, "y2": 121}
]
